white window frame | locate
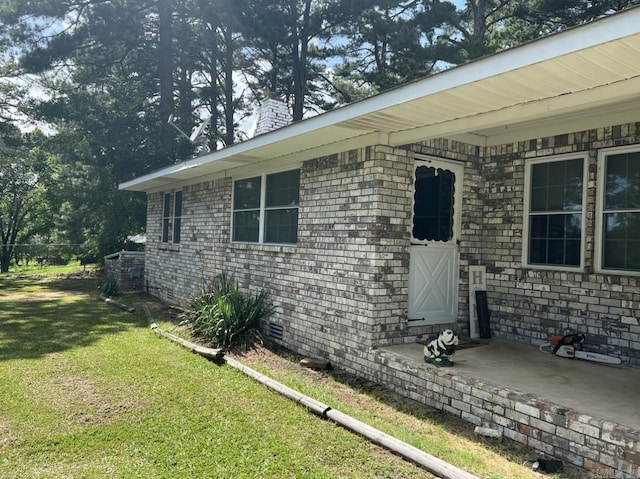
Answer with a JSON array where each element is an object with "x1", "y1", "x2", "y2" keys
[
  {"x1": 522, "y1": 152, "x2": 588, "y2": 271},
  {"x1": 231, "y1": 168, "x2": 300, "y2": 245},
  {"x1": 595, "y1": 145, "x2": 640, "y2": 275},
  {"x1": 161, "y1": 190, "x2": 182, "y2": 244}
]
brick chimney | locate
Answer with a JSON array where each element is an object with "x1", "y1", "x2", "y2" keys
[{"x1": 254, "y1": 92, "x2": 292, "y2": 136}]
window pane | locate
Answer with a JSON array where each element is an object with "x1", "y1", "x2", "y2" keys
[
  {"x1": 413, "y1": 166, "x2": 454, "y2": 241},
  {"x1": 529, "y1": 215, "x2": 547, "y2": 238},
  {"x1": 162, "y1": 193, "x2": 171, "y2": 243},
  {"x1": 565, "y1": 214, "x2": 582, "y2": 239},
  {"x1": 265, "y1": 209, "x2": 298, "y2": 244},
  {"x1": 605, "y1": 153, "x2": 640, "y2": 210},
  {"x1": 548, "y1": 215, "x2": 565, "y2": 239},
  {"x1": 603, "y1": 212, "x2": 640, "y2": 270},
  {"x1": 173, "y1": 218, "x2": 181, "y2": 244},
  {"x1": 234, "y1": 177, "x2": 261, "y2": 210},
  {"x1": 547, "y1": 239, "x2": 565, "y2": 264},
  {"x1": 565, "y1": 239, "x2": 581, "y2": 265},
  {"x1": 530, "y1": 159, "x2": 583, "y2": 212},
  {"x1": 266, "y1": 170, "x2": 300, "y2": 207},
  {"x1": 163, "y1": 193, "x2": 171, "y2": 217},
  {"x1": 174, "y1": 191, "x2": 183, "y2": 217},
  {"x1": 529, "y1": 238, "x2": 547, "y2": 264},
  {"x1": 528, "y1": 214, "x2": 580, "y2": 266},
  {"x1": 233, "y1": 210, "x2": 260, "y2": 242},
  {"x1": 530, "y1": 187, "x2": 547, "y2": 211},
  {"x1": 162, "y1": 218, "x2": 170, "y2": 243}
]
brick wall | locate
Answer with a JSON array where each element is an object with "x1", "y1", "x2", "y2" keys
[
  {"x1": 146, "y1": 148, "x2": 410, "y2": 361},
  {"x1": 145, "y1": 177, "x2": 231, "y2": 302},
  {"x1": 104, "y1": 251, "x2": 145, "y2": 292},
  {"x1": 145, "y1": 123, "x2": 640, "y2": 367}
]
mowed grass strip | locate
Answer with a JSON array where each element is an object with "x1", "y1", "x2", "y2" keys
[{"x1": 0, "y1": 272, "x2": 433, "y2": 479}]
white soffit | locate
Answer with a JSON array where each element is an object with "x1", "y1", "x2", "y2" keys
[{"x1": 120, "y1": 6, "x2": 640, "y2": 192}]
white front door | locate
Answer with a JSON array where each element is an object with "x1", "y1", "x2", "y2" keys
[{"x1": 408, "y1": 157, "x2": 463, "y2": 325}]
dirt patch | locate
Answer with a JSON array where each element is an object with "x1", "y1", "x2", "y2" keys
[
  {"x1": 1, "y1": 273, "x2": 100, "y2": 302},
  {"x1": 44, "y1": 375, "x2": 137, "y2": 426},
  {"x1": 1, "y1": 290, "x2": 91, "y2": 302},
  {"x1": 0, "y1": 419, "x2": 16, "y2": 451},
  {"x1": 36, "y1": 354, "x2": 143, "y2": 427}
]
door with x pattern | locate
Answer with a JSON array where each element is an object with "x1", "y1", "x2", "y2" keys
[{"x1": 408, "y1": 157, "x2": 463, "y2": 325}]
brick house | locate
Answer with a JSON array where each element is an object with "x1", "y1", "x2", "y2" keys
[{"x1": 121, "y1": 9, "x2": 640, "y2": 474}]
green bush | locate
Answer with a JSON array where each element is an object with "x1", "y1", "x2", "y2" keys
[
  {"x1": 98, "y1": 275, "x2": 119, "y2": 298},
  {"x1": 179, "y1": 272, "x2": 274, "y2": 348}
]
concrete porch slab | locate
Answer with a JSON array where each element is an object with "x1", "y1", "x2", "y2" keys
[{"x1": 381, "y1": 339, "x2": 640, "y2": 431}]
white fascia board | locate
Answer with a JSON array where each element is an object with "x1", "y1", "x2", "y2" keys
[{"x1": 120, "y1": 6, "x2": 640, "y2": 193}]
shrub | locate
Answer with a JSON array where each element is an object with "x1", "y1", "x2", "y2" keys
[
  {"x1": 98, "y1": 275, "x2": 119, "y2": 298},
  {"x1": 179, "y1": 273, "x2": 274, "y2": 348}
]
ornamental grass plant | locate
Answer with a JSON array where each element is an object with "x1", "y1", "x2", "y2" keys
[{"x1": 178, "y1": 272, "x2": 274, "y2": 348}]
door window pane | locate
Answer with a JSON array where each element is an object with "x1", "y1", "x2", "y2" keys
[{"x1": 413, "y1": 166, "x2": 454, "y2": 242}]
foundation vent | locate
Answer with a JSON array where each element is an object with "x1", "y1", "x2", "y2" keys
[
  {"x1": 267, "y1": 323, "x2": 284, "y2": 341},
  {"x1": 166, "y1": 288, "x2": 176, "y2": 303}
]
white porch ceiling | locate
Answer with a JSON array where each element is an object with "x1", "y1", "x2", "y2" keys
[{"x1": 121, "y1": 6, "x2": 640, "y2": 193}]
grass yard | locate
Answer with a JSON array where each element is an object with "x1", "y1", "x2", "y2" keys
[{"x1": 0, "y1": 266, "x2": 581, "y2": 478}]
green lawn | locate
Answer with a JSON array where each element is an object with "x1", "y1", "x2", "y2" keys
[
  {"x1": 0, "y1": 270, "x2": 433, "y2": 478},
  {"x1": 0, "y1": 266, "x2": 581, "y2": 478}
]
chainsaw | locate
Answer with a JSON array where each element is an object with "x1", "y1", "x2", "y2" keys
[{"x1": 539, "y1": 333, "x2": 621, "y2": 365}]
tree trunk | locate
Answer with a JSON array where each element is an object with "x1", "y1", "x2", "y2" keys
[
  {"x1": 158, "y1": 0, "x2": 174, "y2": 156},
  {"x1": 289, "y1": 0, "x2": 312, "y2": 122},
  {"x1": 470, "y1": 0, "x2": 488, "y2": 59},
  {"x1": 223, "y1": 26, "x2": 235, "y2": 146},
  {"x1": 1, "y1": 245, "x2": 11, "y2": 273}
]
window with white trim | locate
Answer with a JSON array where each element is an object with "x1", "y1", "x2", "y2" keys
[
  {"x1": 161, "y1": 190, "x2": 182, "y2": 244},
  {"x1": 597, "y1": 147, "x2": 640, "y2": 272},
  {"x1": 232, "y1": 169, "x2": 300, "y2": 244},
  {"x1": 523, "y1": 154, "x2": 586, "y2": 268}
]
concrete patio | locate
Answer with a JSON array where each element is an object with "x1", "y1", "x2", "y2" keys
[
  {"x1": 382, "y1": 339, "x2": 640, "y2": 430},
  {"x1": 372, "y1": 339, "x2": 640, "y2": 477}
]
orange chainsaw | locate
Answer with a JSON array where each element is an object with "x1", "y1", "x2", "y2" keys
[{"x1": 540, "y1": 333, "x2": 621, "y2": 365}]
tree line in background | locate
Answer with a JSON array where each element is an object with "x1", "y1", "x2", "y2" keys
[{"x1": 0, "y1": 0, "x2": 638, "y2": 272}]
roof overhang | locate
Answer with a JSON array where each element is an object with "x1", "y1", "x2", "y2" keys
[{"x1": 121, "y1": 6, "x2": 640, "y2": 193}]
